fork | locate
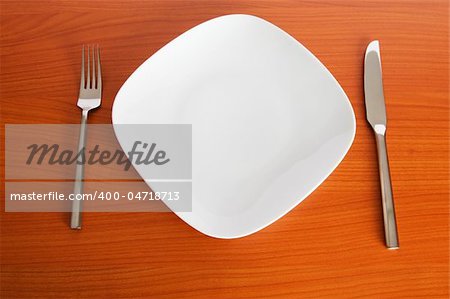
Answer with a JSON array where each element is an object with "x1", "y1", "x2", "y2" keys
[{"x1": 71, "y1": 45, "x2": 102, "y2": 229}]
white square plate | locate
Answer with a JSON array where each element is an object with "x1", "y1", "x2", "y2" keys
[{"x1": 112, "y1": 14, "x2": 356, "y2": 238}]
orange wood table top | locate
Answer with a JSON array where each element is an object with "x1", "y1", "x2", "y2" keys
[{"x1": 1, "y1": 0, "x2": 448, "y2": 298}]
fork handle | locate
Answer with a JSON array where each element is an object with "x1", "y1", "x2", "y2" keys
[
  {"x1": 374, "y1": 125, "x2": 399, "y2": 249},
  {"x1": 71, "y1": 109, "x2": 89, "y2": 229}
]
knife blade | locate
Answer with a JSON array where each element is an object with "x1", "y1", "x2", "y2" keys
[
  {"x1": 364, "y1": 41, "x2": 387, "y2": 128},
  {"x1": 364, "y1": 40, "x2": 399, "y2": 250}
]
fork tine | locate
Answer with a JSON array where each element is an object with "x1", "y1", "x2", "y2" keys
[
  {"x1": 87, "y1": 45, "x2": 90, "y2": 88},
  {"x1": 96, "y1": 45, "x2": 102, "y2": 90},
  {"x1": 80, "y1": 45, "x2": 85, "y2": 89},
  {"x1": 91, "y1": 45, "x2": 96, "y2": 89}
]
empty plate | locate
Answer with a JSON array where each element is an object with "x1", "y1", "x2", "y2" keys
[{"x1": 112, "y1": 14, "x2": 356, "y2": 238}]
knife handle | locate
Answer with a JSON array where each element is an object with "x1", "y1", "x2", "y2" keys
[{"x1": 374, "y1": 125, "x2": 399, "y2": 249}]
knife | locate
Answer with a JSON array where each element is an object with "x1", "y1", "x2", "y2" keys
[{"x1": 364, "y1": 40, "x2": 399, "y2": 250}]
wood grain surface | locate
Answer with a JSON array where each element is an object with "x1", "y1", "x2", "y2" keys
[{"x1": 1, "y1": 0, "x2": 448, "y2": 298}]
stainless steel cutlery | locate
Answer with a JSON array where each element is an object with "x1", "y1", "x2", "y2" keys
[
  {"x1": 71, "y1": 45, "x2": 102, "y2": 229},
  {"x1": 364, "y1": 40, "x2": 399, "y2": 249}
]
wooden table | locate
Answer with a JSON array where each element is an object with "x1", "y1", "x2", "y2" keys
[{"x1": 1, "y1": 0, "x2": 448, "y2": 298}]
